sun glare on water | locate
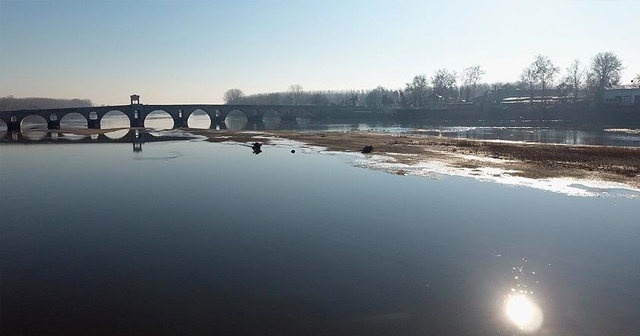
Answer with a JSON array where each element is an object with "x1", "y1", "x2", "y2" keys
[{"x1": 505, "y1": 294, "x2": 543, "y2": 333}]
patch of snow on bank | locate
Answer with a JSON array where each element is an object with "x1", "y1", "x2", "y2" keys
[
  {"x1": 604, "y1": 128, "x2": 640, "y2": 135},
  {"x1": 351, "y1": 153, "x2": 640, "y2": 198}
]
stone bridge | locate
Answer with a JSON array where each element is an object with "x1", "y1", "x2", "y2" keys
[{"x1": 0, "y1": 102, "x2": 373, "y2": 132}]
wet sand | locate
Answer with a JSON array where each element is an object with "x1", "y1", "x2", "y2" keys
[{"x1": 190, "y1": 129, "x2": 640, "y2": 190}]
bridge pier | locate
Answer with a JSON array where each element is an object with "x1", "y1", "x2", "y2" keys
[
  {"x1": 132, "y1": 130, "x2": 144, "y2": 152},
  {"x1": 174, "y1": 118, "x2": 187, "y2": 128},
  {"x1": 47, "y1": 120, "x2": 60, "y2": 130},
  {"x1": 88, "y1": 119, "x2": 100, "y2": 129},
  {"x1": 211, "y1": 121, "x2": 227, "y2": 130},
  {"x1": 130, "y1": 107, "x2": 143, "y2": 127},
  {"x1": 212, "y1": 115, "x2": 225, "y2": 124},
  {"x1": 247, "y1": 117, "x2": 264, "y2": 131},
  {"x1": 7, "y1": 122, "x2": 21, "y2": 132}
]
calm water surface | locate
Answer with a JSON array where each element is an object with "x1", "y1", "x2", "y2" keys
[{"x1": 1, "y1": 133, "x2": 639, "y2": 336}]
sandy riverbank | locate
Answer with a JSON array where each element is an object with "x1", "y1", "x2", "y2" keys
[{"x1": 189, "y1": 129, "x2": 640, "y2": 192}]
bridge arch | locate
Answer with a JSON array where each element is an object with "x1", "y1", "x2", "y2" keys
[
  {"x1": 144, "y1": 109, "x2": 174, "y2": 129},
  {"x1": 225, "y1": 109, "x2": 248, "y2": 130},
  {"x1": 60, "y1": 112, "x2": 88, "y2": 129},
  {"x1": 20, "y1": 115, "x2": 48, "y2": 131},
  {"x1": 262, "y1": 109, "x2": 281, "y2": 130},
  {"x1": 187, "y1": 108, "x2": 211, "y2": 129},
  {"x1": 0, "y1": 119, "x2": 7, "y2": 132},
  {"x1": 101, "y1": 110, "x2": 130, "y2": 129}
]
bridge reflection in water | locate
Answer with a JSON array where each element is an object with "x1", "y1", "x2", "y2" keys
[{"x1": 0, "y1": 129, "x2": 196, "y2": 153}]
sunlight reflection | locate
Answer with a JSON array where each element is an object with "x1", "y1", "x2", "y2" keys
[
  {"x1": 499, "y1": 256, "x2": 545, "y2": 333},
  {"x1": 505, "y1": 294, "x2": 543, "y2": 332}
]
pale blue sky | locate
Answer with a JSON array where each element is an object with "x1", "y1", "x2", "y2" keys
[{"x1": 1, "y1": 0, "x2": 638, "y2": 105}]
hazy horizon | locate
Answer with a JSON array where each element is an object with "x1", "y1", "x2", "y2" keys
[{"x1": 1, "y1": 0, "x2": 638, "y2": 106}]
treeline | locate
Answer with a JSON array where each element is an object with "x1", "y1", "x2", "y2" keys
[
  {"x1": 0, "y1": 96, "x2": 93, "y2": 111},
  {"x1": 222, "y1": 86, "x2": 396, "y2": 107},
  {"x1": 224, "y1": 52, "x2": 639, "y2": 108}
]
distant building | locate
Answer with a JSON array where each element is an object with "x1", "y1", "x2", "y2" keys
[{"x1": 603, "y1": 85, "x2": 640, "y2": 106}]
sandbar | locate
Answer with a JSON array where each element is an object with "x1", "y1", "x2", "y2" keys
[{"x1": 190, "y1": 129, "x2": 640, "y2": 191}]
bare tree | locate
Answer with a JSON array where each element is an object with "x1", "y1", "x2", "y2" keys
[
  {"x1": 288, "y1": 84, "x2": 304, "y2": 105},
  {"x1": 347, "y1": 90, "x2": 360, "y2": 106},
  {"x1": 633, "y1": 73, "x2": 640, "y2": 86},
  {"x1": 590, "y1": 52, "x2": 624, "y2": 98},
  {"x1": 564, "y1": 59, "x2": 585, "y2": 102},
  {"x1": 531, "y1": 55, "x2": 559, "y2": 104},
  {"x1": 404, "y1": 75, "x2": 429, "y2": 107},
  {"x1": 310, "y1": 92, "x2": 330, "y2": 106},
  {"x1": 431, "y1": 69, "x2": 457, "y2": 103},
  {"x1": 364, "y1": 86, "x2": 384, "y2": 108},
  {"x1": 461, "y1": 65, "x2": 485, "y2": 101},
  {"x1": 520, "y1": 66, "x2": 538, "y2": 103},
  {"x1": 223, "y1": 88, "x2": 244, "y2": 104}
]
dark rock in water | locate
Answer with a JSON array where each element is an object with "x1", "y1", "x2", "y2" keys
[
  {"x1": 361, "y1": 145, "x2": 374, "y2": 154},
  {"x1": 291, "y1": 149, "x2": 296, "y2": 153},
  {"x1": 252, "y1": 142, "x2": 262, "y2": 155}
]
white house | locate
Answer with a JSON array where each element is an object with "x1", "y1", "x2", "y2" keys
[{"x1": 603, "y1": 85, "x2": 640, "y2": 106}]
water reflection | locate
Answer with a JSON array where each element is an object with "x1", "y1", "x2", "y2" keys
[
  {"x1": 251, "y1": 142, "x2": 262, "y2": 154},
  {"x1": 22, "y1": 130, "x2": 47, "y2": 141},
  {"x1": 60, "y1": 132, "x2": 86, "y2": 141},
  {"x1": 0, "y1": 129, "x2": 200, "y2": 155},
  {"x1": 505, "y1": 294, "x2": 543, "y2": 332},
  {"x1": 105, "y1": 129, "x2": 129, "y2": 139},
  {"x1": 48, "y1": 132, "x2": 86, "y2": 141}
]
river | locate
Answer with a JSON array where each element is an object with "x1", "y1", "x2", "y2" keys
[
  {"x1": 1, "y1": 122, "x2": 639, "y2": 335},
  {"x1": 3, "y1": 112, "x2": 640, "y2": 146}
]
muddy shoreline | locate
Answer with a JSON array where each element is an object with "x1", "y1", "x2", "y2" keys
[{"x1": 190, "y1": 129, "x2": 640, "y2": 190}]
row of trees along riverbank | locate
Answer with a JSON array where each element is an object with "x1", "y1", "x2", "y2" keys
[
  {"x1": 224, "y1": 52, "x2": 639, "y2": 109},
  {"x1": 0, "y1": 96, "x2": 93, "y2": 112}
]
